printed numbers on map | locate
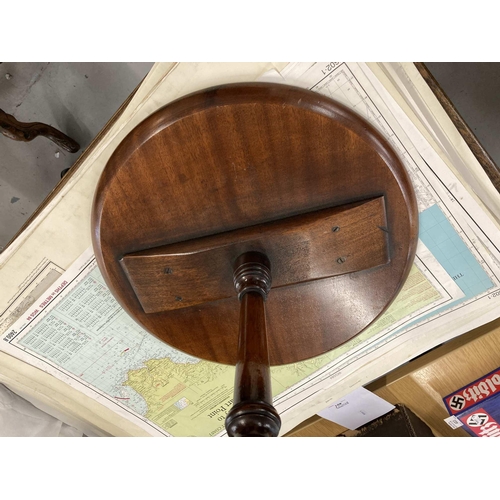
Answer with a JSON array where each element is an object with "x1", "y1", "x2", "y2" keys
[{"x1": 321, "y1": 62, "x2": 340, "y2": 75}]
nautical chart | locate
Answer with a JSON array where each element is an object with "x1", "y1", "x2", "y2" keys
[{"x1": 2, "y1": 62, "x2": 500, "y2": 436}]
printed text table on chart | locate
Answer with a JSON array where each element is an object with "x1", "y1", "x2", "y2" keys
[{"x1": 2, "y1": 62, "x2": 500, "y2": 436}]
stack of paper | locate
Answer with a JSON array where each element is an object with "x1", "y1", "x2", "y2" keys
[{"x1": 1, "y1": 62, "x2": 499, "y2": 436}]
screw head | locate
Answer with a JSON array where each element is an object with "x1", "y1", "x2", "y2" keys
[
  {"x1": 164, "y1": 267, "x2": 173, "y2": 274},
  {"x1": 331, "y1": 226, "x2": 340, "y2": 232},
  {"x1": 337, "y1": 257, "x2": 346, "y2": 264},
  {"x1": 175, "y1": 296, "x2": 183, "y2": 302}
]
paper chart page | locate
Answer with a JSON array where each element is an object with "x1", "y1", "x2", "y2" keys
[{"x1": 2, "y1": 62, "x2": 500, "y2": 436}]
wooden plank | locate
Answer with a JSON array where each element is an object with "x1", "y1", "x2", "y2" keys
[
  {"x1": 285, "y1": 318, "x2": 500, "y2": 436},
  {"x1": 367, "y1": 318, "x2": 500, "y2": 437},
  {"x1": 121, "y1": 197, "x2": 389, "y2": 313}
]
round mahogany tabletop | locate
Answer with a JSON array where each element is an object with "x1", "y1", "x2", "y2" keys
[{"x1": 92, "y1": 83, "x2": 418, "y2": 366}]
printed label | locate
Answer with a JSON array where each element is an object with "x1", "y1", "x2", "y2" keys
[
  {"x1": 444, "y1": 415, "x2": 464, "y2": 429},
  {"x1": 444, "y1": 368, "x2": 500, "y2": 414},
  {"x1": 459, "y1": 409, "x2": 500, "y2": 437}
]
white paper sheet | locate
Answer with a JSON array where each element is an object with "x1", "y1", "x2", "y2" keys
[
  {"x1": 317, "y1": 387, "x2": 394, "y2": 430},
  {"x1": 1, "y1": 62, "x2": 500, "y2": 436}
]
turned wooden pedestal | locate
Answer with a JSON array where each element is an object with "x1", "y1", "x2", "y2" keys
[{"x1": 91, "y1": 83, "x2": 418, "y2": 437}]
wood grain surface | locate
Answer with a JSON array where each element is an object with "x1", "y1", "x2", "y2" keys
[
  {"x1": 92, "y1": 82, "x2": 418, "y2": 366},
  {"x1": 225, "y1": 252, "x2": 281, "y2": 437},
  {"x1": 368, "y1": 317, "x2": 500, "y2": 437},
  {"x1": 287, "y1": 318, "x2": 500, "y2": 437},
  {"x1": 121, "y1": 197, "x2": 389, "y2": 313}
]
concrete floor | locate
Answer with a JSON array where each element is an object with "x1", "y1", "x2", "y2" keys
[
  {"x1": 425, "y1": 63, "x2": 500, "y2": 165},
  {"x1": 0, "y1": 62, "x2": 498, "y2": 250},
  {"x1": 0, "y1": 62, "x2": 153, "y2": 250}
]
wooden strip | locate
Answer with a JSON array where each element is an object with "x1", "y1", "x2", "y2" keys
[{"x1": 121, "y1": 197, "x2": 389, "y2": 313}]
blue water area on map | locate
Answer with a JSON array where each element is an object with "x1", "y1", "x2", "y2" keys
[
  {"x1": 380, "y1": 204, "x2": 495, "y2": 339},
  {"x1": 419, "y1": 204, "x2": 494, "y2": 301}
]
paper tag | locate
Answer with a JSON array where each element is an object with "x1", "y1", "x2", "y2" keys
[{"x1": 444, "y1": 415, "x2": 464, "y2": 429}]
